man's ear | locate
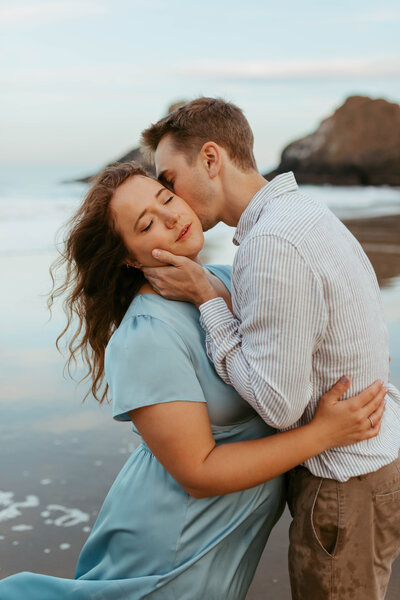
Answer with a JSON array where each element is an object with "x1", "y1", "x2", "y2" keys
[{"x1": 201, "y1": 142, "x2": 221, "y2": 179}]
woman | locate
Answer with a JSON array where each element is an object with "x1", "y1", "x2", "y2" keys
[{"x1": 0, "y1": 162, "x2": 385, "y2": 599}]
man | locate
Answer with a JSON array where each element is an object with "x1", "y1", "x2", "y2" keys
[{"x1": 140, "y1": 97, "x2": 400, "y2": 599}]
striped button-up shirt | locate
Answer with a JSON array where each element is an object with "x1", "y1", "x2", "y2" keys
[{"x1": 200, "y1": 172, "x2": 400, "y2": 481}]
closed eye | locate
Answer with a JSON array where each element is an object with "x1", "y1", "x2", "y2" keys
[
  {"x1": 142, "y1": 221, "x2": 153, "y2": 232},
  {"x1": 164, "y1": 195, "x2": 174, "y2": 204}
]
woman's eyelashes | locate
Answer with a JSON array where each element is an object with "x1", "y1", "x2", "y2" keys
[
  {"x1": 142, "y1": 221, "x2": 153, "y2": 232},
  {"x1": 141, "y1": 196, "x2": 174, "y2": 232}
]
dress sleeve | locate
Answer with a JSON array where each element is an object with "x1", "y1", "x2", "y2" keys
[{"x1": 105, "y1": 315, "x2": 207, "y2": 421}]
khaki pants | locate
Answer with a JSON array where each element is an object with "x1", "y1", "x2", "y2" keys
[{"x1": 287, "y1": 455, "x2": 400, "y2": 600}]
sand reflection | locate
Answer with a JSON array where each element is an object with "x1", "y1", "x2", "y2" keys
[{"x1": 343, "y1": 213, "x2": 400, "y2": 288}]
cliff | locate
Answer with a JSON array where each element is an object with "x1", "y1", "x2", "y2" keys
[{"x1": 265, "y1": 96, "x2": 400, "y2": 185}]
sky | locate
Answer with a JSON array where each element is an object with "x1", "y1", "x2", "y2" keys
[{"x1": 1, "y1": 0, "x2": 400, "y2": 172}]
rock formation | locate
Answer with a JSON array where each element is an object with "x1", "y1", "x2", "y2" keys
[{"x1": 265, "y1": 96, "x2": 400, "y2": 185}]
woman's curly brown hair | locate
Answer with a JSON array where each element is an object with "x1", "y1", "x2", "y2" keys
[{"x1": 48, "y1": 162, "x2": 147, "y2": 403}]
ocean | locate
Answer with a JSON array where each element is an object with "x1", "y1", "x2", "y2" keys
[{"x1": 0, "y1": 166, "x2": 399, "y2": 597}]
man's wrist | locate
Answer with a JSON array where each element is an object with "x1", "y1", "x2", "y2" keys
[
  {"x1": 199, "y1": 296, "x2": 234, "y2": 333},
  {"x1": 194, "y1": 282, "x2": 219, "y2": 309}
]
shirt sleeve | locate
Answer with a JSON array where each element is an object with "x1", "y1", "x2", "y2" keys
[
  {"x1": 105, "y1": 315, "x2": 206, "y2": 421},
  {"x1": 199, "y1": 235, "x2": 328, "y2": 429}
]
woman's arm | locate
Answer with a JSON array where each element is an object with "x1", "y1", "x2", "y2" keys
[{"x1": 129, "y1": 378, "x2": 385, "y2": 498}]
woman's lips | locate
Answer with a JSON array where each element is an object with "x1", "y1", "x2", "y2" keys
[{"x1": 176, "y1": 224, "x2": 191, "y2": 241}]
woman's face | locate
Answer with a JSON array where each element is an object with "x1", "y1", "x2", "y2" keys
[{"x1": 110, "y1": 175, "x2": 204, "y2": 267}]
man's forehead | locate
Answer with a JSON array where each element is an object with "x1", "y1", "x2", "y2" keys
[
  {"x1": 155, "y1": 136, "x2": 175, "y2": 169},
  {"x1": 155, "y1": 134, "x2": 192, "y2": 176}
]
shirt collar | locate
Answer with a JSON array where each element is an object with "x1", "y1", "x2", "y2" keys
[{"x1": 233, "y1": 172, "x2": 299, "y2": 246}]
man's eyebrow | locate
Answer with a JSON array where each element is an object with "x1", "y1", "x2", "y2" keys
[
  {"x1": 134, "y1": 187, "x2": 165, "y2": 229},
  {"x1": 158, "y1": 171, "x2": 174, "y2": 190},
  {"x1": 157, "y1": 171, "x2": 167, "y2": 184}
]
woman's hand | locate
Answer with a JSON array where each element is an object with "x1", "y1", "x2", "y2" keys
[{"x1": 311, "y1": 378, "x2": 386, "y2": 450}]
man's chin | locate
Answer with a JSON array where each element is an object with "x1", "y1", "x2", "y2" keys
[{"x1": 201, "y1": 219, "x2": 219, "y2": 232}]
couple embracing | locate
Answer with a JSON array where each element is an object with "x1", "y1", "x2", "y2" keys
[{"x1": 1, "y1": 98, "x2": 399, "y2": 600}]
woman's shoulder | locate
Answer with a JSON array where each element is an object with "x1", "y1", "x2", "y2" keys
[
  {"x1": 109, "y1": 300, "x2": 176, "y2": 343},
  {"x1": 107, "y1": 295, "x2": 196, "y2": 356}
]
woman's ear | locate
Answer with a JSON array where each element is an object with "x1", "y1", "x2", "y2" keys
[{"x1": 201, "y1": 142, "x2": 221, "y2": 179}]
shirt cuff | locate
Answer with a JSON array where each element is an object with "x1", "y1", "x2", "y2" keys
[{"x1": 199, "y1": 296, "x2": 235, "y2": 332}]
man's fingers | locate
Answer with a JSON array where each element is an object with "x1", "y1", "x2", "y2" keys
[
  {"x1": 142, "y1": 265, "x2": 178, "y2": 287},
  {"x1": 142, "y1": 266, "x2": 162, "y2": 279},
  {"x1": 151, "y1": 249, "x2": 184, "y2": 266}
]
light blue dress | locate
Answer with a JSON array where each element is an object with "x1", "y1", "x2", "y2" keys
[{"x1": 0, "y1": 265, "x2": 285, "y2": 600}]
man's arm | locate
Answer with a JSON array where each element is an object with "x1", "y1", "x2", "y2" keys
[
  {"x1": 200, "y1": 235, "x2": 328, "y2": 427},
  {"x1": 143, "y1": 237, "x2": 328, "y2": 428}
]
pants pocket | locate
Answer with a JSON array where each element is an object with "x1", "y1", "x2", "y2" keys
[
  {"x1": 374, "y1": 488, "x2": 400, "y2": 504},
  {"x1": 373, "y1": 483, "x2": 400, "y2": 566},
  {"x1": 311, "y1": 478, "x2": 341, "y2": 558}
]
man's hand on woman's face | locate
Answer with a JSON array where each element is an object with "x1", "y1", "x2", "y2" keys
[{"x1": 142, "y1": 250, "x2": 219, "y2": 307}]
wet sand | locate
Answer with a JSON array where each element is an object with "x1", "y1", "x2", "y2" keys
[
  {"x1": 343, "y1": 213, "x2": 400, "y2": 287},
  {"x1": 0, "y1": 213, "x2": 399, "y2": 598}
]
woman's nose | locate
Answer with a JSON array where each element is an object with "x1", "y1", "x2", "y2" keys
[{"x1": 164, "y1": 210, "x2": 179, "y2": 228}]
